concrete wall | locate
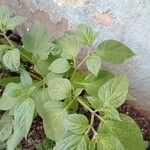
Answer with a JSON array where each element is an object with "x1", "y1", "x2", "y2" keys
[{"x1": 0, "y1": 0, "x2": 150, "y2": 110}]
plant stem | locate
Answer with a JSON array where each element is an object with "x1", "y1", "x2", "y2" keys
[
  {"x1": 28, "y1": 71, "x2": 41, "y2": 81},
  {"x1": 0, "y1": 33, "x2": 13, "y2": 46},
  {"x1": 71, "y1": 48, "x2": 90, "y2": 79},
  {"x1": 77, "y1": 98, "x2": 93, "y2": 113}
]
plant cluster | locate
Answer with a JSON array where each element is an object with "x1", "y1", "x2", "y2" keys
[{"x1": 0, "y1": 5, "x2": 145, "y2": 150}]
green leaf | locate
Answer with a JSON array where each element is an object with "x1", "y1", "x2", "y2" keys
[
  {"x1": 103, "y1": 106, "x2": 121, "y2": 121},
  {"x1": 72, "y1": 70, "x2": 114, "y2": 96},
  {"x1": 0, "y1": 5, "x2": 10, "y2": 30},
  {"x1": 65, "y1": 114, "x2": 89, "y2": 134},
  {"x1": 98, "y1": 134, "x2": 125, "y2": 150},
  {"x1": 0, "y1": 45, "x2": 10, "y2": 61},
  {"x1": 14, "y1": 98, "x2": 35, "y2": 138},
  {"x1": 48, "y1": 58, "x2": 70, "y2": 73},
  {"x1": 75, "y1": 24, "x2": 97, "y2": 46},
  {"x1": 6, "y1": 16, "x2": 25, "y2": 30},
  {"x1": 56, "y1": 34, "x2": 80, "y2": 60},
  {"x1": 0, "y1": 77, "x2": 20, "y2": 86},
  {"x1": 86, "y1": 53, "x2": 101, "y2": 76},
  {"x1": 59, "y1": 134, "x2": 89, "y2": 150},
  {"x1": 96, "y1": 40, "x2": 135, "y2": 64},
  {"x1": 48, "y1": 78, "x2": 72, "y2": 101},
  {"x1": 98, "y1": 75, "x2": 128, "y2": 108},
  {"x1": 43, "y1": 100, "x2": 68, "y2": 141},
  {"x1": 20, "y1": 70, "x2": 32, "y2": 87},
  {"x1": 99, "y1": 114, "x2": 144, "y2": 150},
  {"x1": 0, "y1": 115, "x2": 13, "y2": 142},
  {"x1": 0, "y1": 83, "x2": 21, "y2": 110},
  {"x1": 7, "y1": 128, "x2": 24, "y2": 150},
  {"x1": 87, "y1": 96, "x2": 103, "y2": 110},
  {"x1": 22, "y1": 22, "x2": 52, "y2": 60},
  {"x1": 2, "y1": 48, "x2": 20, "y2": 71}
]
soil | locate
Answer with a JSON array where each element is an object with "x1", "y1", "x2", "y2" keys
[{"x1": 0, "y1": 32, "x2": 150, "y2": 150}]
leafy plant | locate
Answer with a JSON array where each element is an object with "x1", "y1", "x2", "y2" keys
[{"x1": 0, "y1": 5, "x2": 145, "y2": 150}]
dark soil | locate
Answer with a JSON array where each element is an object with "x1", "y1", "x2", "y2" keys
[{"x1": 0, "y1": 31, "x2": 150, "y2": 150}]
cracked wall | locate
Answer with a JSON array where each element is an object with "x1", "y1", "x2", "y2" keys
[{"x1": 0, "y1": 0, "x2": 150, "y2": 110}]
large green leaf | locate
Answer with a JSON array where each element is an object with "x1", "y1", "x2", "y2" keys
[
  {"x1": 96, "y1": 40, "x2": 135, "y2": 64},
  {"x1": 22, "y1": 22, "x2": 52, "y2": 60},
  {"x1": 75, "y1": 24, "x2": 97, "y2": 46},
  {"x1": 103, "y1": 106, "x2": 121, "y2": 121},
  {"x1": 7, "y1": 128, "x2": 23, "y2": 150},
  {"x1": 72, "y1": 70, "x2": 114, "y2": 96},
  {"x1": 86, "y1": 53, "x2": 101, "y2": 76},
  {"x1": 56, "y1": 34, "x2": 80, "y2": 60},
  {"x1": 0, "y1": 114, "x2": 13, "y2": 142},
  {"x1": 99, "y1": 114, "x2": 144, "y2": 150},
  {"x1": 2, "y1": 48, "x2": 20, "y2": 71},
  {"x1": 14, "y1": 98, "x2": 35, "y2": 138},
  {"x1": 48, "y1": 78, "x2": 72, "y2": 101},
  {"x1": 65, "y1": 114, "x2": 89, "y2": 134},
  {"x1": 48, "y1": 58, "x2": 70, "y2": 73},
  {"x1": 98, "y1": 75, "x2": 128, "y2": 108},
  {"x1": 59, "y1": 134, "x2": 89, "y2": 150},
  {"x1": 43, "y1": 100, "x2": 68, "y2": 141},
  {"x1": 0, "y1": 83, "x2": 21, "y2": 110},
  {"x1": 97, "y1": 134, "x2": 125, "y2": 150}
]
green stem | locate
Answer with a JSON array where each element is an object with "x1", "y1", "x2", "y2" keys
[
  {"x1": 28, "y1": 71, "x2": 41, "y2": 81},
  {"x1": 71, "y1": 48, "x2": 91, "y2": 79},
  {"x1": 77, "y1": 98, "x2": 93, "y2": 113}
]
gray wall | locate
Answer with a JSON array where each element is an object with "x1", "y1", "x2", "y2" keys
[{"x1": 0, "y1": 0, "x2": 150, "y2": 110}]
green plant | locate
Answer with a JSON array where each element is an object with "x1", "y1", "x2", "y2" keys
[{"x1": 0, "y1": 5, "x2": 145, "y2": 150}]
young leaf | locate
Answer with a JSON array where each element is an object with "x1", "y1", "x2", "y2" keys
[
  {"x1": 14, "y1": 98, "x2": 35, "y2": 138},
  {"x1": 65, "y1": 114, "x2": 89, "y2": 134},
  {"x1": 99, "y1": 114, "x2": 144, "y2": 150},
  {"x1": 20, "y1": 70, "x2": 32, "y2": 87},
  {"x1": 60, "y1": 134, "x2": 89, "y2": 150},
  {"x1": 22, "y1": 22, "x2": 52, "y2": 60},
  {"x1": 86, "y1": 53, "x2": 101, "y2": 76},
  {"x1": 98, "y1": 134, "x2": 125, "y2": 150},
  {"x1": 56, "y1": 34, "x2": 80, "y2": 60},
  {"x1": 96, "y1": 40, "x2": 135, "y2": 64},
  {"x1": 48, "y1": 78, "x2": 72, "y2": 101},
  {"x1": 48, "y1": 58, "x2": 70, "y2": 73},
  {"x1": 2, "y1": 48, "x2": 20, "y2": 71},
  {"x1": 6, "y1": 16, "x2": 25, "y2": 30},
  {"x1": 98, "y1": 75, "x2": 128, "y2": 108},
  {"x1": 75, "y1": 24, "x2": 97, "y2": 46},
  {"x1": 0, "y1": 5, "x2": 10, "y2": 30},
  {"x1": 0, "y1": 45, "x2": 10, "y2": 61},
  {"x1": 103, "y1": 106, "x2": 121, "y2": 121}
]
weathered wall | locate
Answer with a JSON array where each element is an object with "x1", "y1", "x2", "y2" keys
[{"x1": 0, "y1": 0, "x2": 150, "y2": 110}]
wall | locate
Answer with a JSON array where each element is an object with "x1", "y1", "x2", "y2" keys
[{"x1": 0, "y1": 0, "x2": 150, "y2": 110}]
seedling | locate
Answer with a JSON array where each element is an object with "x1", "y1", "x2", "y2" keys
[{"x1": 0, "y1": 5, "x2": 144, "y2": 150}]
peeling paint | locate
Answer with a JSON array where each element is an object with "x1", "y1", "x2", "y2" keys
[{"x1": 94, "y1": 12, "x2": 114, "y2": 27}]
